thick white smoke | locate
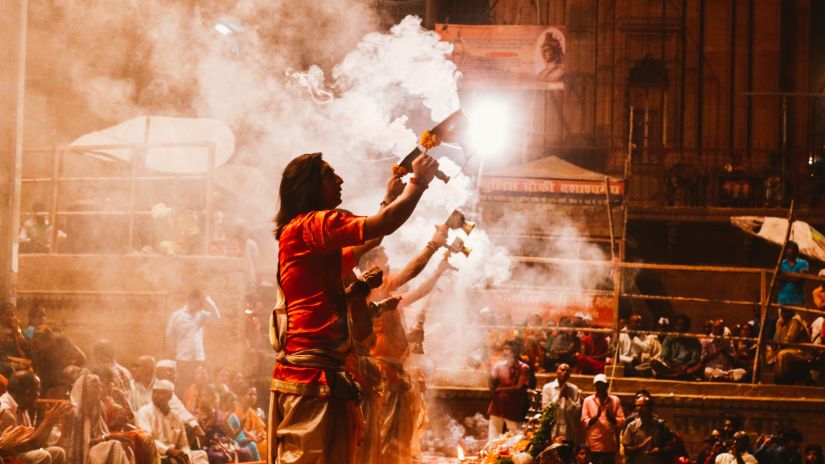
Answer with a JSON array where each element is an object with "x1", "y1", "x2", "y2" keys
[{"x1": 27, "y1": 0, "x2": 618, "y2": 375}]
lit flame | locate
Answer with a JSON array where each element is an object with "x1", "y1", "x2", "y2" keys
[{"x1": 457, "y1": 445, "x2": 465, "y2": 460}]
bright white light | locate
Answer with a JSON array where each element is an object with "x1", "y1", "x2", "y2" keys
[
  {"x1": 467, "y1": 101, "x2": 510, "y2": 156},
  {"x1": 214, "y1": 23, "x2": 233, "y2": 36}
]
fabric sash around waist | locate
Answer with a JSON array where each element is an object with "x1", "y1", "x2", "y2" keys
[{"x1": 276, "y1": 348, "x2": 347, "y2": 371}]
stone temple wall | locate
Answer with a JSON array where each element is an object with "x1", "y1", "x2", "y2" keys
[{"x1": 15, "y1": 254, "x2": 251, "y2": 367}]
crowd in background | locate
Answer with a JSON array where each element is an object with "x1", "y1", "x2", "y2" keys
[
  {"x1": 487, "y1": 351, "x2": 825, "y2": 464},
  {"x1": 480, "y1": 243, "x2": 825, "y2": 387},
  {"x1": 0, "y1": 289, "x2": 269, "y2": 464}
]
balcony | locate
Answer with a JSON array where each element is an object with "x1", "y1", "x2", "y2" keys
[{"x1": 625, "y1": 148, "x2": 825, "y2": 223}]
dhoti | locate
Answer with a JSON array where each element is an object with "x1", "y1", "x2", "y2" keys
[
  {"x1": 268, "y1": 391, "x2": 356, "y2": 464},
  {"x1": 379, "y1": 383, "x2": 417, "y2": 463},
  {"x1": 358, "y1": 390, "x2": 382, "y2": 464}
]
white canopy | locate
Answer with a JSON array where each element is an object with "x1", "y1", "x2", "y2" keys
[
  {"x1": 68, "y1": 116, "x2": 235, "y2": 173},
  {"x1": 731, "y1": 216, "x2": 825, "y2": 262}
]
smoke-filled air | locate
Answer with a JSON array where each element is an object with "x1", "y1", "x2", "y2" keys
[{"x1": 15, "y1": 0, "x2": 615, "y2": 461}]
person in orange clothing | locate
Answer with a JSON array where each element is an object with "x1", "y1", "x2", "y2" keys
[
  {"x1": 359, "y1": 231, "x2": 452, "y2": 464},
  {"x1": 269, "y1": 151, "x2": 438, "y2": 464}
]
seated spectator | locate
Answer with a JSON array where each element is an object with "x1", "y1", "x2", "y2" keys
[
  {"x1": 155, "y1": 359, "x2": 206, "y2": 439},
  {"x1": 805, "y1": 444, "x2": 824, "y2": 464},
  {"x1": 135, "y1": 380, "x2": 208, "y2": 464},
  {"x1": 19, "y1": 202, "x2": 65, "y2": 253},
  {"x1": 616, "y1": 315, "x2": 661, "y2": 377},
  {"x1": 521, "y1": 315, "x2": 547, "y2": 372},
  {"x1": 576, "y1": 330, "x2": 609, "y2": 375},
  {"x1": 755, "y1": 428, "x2": 804, "y2": 464},
  {"x1": 749, "y1": 306, "x2": 777, "y2": 342},
  {"x1": 733, "y1": 324, "x2": 756, "y2": 369},
  {"x1": 210, "y1": 368, "x2": 231, "y2": 396},
  {"x1": 91, "y1": 339, "x2": 134, "y2": 394},
  {"x1": 769, "y1": 308, "x2": 812, "y2": 384},
  {"x1": 543, "y1": 317, "x2": 580, "y2": 371},
  {"x1": 621, "y1": 395, "x2": 673, "y2": 464},
  {"x1": 235, "y1": 387, "x2": 267, "y2": 459},
  {"x1": 23, "y1": 306, "x2": 47, "y2": 341},
  {"x1": 0, "y1": 303, "x2": 29, "y2": 361},
  {"x1": 701, "y1": 320, "x2": 746, "y2": 382},
  {"x1": 0, "y1": 363, "x2": 14, "y2": 396},
  {"x1": 183, "y1": 365, "x2": 209, "y2": 412},
  {"x1": 196, "y1": 387, "x2": 252, "y2": 464},
  {"x1": 95, "y1": 368, "x2": 134, "y2": 433},
  {"x1": 222, "y1": 392, "x2": 259, "y2": 461},
  {"x1": 229, "y1": 371, "x2": 248, "y2": 397},
  {"x1": 129, "y1": 355, "x2": 156, "y2": 412},
  {"x1": 65, "y1": 373, "x2": 158, "y2": 464},
  {"x1": 652, "y1": 315, "x2": 702, "y2": 380},
  {"x1": 30, "y1": 328, "x2": 86, "y2": 397},
  {"x1": 0, "y1": 370, "x2": 72, "y2": 464},
  {"x1": 715, "y1": 431, "x2": 757, "y2": 464}
]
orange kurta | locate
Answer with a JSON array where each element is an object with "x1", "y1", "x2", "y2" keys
[{"x1": 272, "y1": 210, "x2": 366, "y2": 396}]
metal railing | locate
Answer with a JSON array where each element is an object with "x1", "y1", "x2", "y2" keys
[
  {"x1": 492, "y1": 252, "x2": 825, "y2": 384},
  {"x1": 19, "y1": 142, "x2": 217, "y2": 254}
]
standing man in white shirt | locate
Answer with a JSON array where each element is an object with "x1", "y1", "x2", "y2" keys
[
  {"x1": 165, "y1": 289, "x2": 220, "y2": 396},
  {"x1": 541, "y1": 363, "x2": 583, "y2": 444}
]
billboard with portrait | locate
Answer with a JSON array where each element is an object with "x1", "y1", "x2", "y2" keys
[{"x1": 436, "y1": 23, "x2": 565, "y2": 89}]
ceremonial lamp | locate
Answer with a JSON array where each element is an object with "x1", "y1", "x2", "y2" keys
[
  {"x1": 392, "y1": 109, "x2": 470, "y2": 183},
  {"x1": 445, "y1": 209, "x2": 475, "y2": 235},
  {"x1": 447, "y1": 237, "x2": 471, "y2": 257}
]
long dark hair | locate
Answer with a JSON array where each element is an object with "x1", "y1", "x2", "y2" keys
[{"x1": 274, "y1": 153, "x2": 326, "y2": 239}]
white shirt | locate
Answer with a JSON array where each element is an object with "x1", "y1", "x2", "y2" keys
[
  {"x1": 716, "y1": 452, "x2": 757, "y2": 464},
  {"x1": 169, "y1": 392, "x2": 197, "y2": 427},
  {"x1": 811, "y1": 316, "x2": 823, "y2": 344},
  {"x1": 618, "y1": 332, "x2": 661, "y2": 364},
  {"x1": 129, "y1": 378, "x2": 154, "y2": 412},
  {"x1": 541, "y1": 379, "x2": 582, "y2": 443},
  {"x1": 135, "y1": 403, "x2": 189, "y2": 456},
  {"x1": 0, "y1": 392, "x2": 31, "y2": 429},
  {"x1": 165, "y1": 299, "x2": 220, "y2": 362}
]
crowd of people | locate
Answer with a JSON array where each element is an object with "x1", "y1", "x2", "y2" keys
[
  {"x1": 487, "y1": 353, "x2": 824, "y2": 464},
  {"x1": 0, "y1": 291, "x2": 273, "y2": 464},
  {"x1": 482, "y1": 242, "x2": 825, "y2": 386},
  {"x1": 7, "y1": 145, "x2": 825, "y2": 464}
]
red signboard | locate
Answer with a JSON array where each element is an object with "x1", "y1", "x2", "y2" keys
[
  {"x1": 480, "y1": 176, "x2": 624, "y2": 205},
  {"x1": 436, "y1": 24, "x2": 566, "y2": 89}
]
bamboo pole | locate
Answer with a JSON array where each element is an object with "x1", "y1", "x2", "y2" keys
[
  {"x1": 126, "y1": 146, "x2": 140, "y2": 252},
  {"x1": 621, "y1": 293, "x2": 757, "y2": 306},
  {"x1": 23, "y1": 175, "x2": 205, "y2": 183},
  {"x1": 752, "y1": 200, "x2": 795, "y2": 382},
  {"x1": 605, "y1": 178, "x2": 616, "y2": 261},
  {"x1": 513, "y1": 255, "x2": 768, "y2": 274},
  {"x1": 781, "y1": 271, "x2": 825, "y2": 285},
  {"x1": 204, "y1": 143, "x2": 216, "y2": 254},
  {"x1": 48, "y1": 147, "x2": 61, "y2": 254}
]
